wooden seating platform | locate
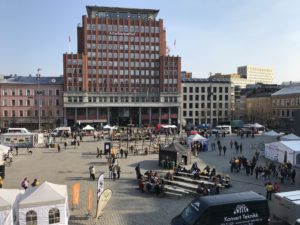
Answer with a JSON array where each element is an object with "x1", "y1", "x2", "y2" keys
[
  {"x1": 176, "y1": 171, "x2": 210, "y2": 180},
  {"x1": 173, "y1": 175, "x2": 224, "y2": 188}
]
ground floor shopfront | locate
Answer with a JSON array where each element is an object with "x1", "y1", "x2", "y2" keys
[{"x1": 65, "y1": 107, "x2": 179, "y2": 128}]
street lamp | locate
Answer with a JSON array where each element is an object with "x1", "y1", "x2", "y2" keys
[{"x1": 36, "y1": 68, "x2": 42, "y2": 132}]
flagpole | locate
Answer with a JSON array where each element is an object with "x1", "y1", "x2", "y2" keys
[{"x1": 68, "y1": 35, "x2": 71, "y2": 53}]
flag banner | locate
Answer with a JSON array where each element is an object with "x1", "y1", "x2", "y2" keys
[
  {"x1": 96, "y1": 189, "x2": 112, "y2": 219},
  {"x1": 72, "y1": 183, "x2": 80, "y2": 206},
  {"x1": 69, "y1": 35, "x2": 71, "y2": 42},
  {"x1": 88, "y1": 187, "x2": 93, "y2": 213},
  {"x1": 97, "y1": 173, "x2": 104, "y2": 199},
  {"x1": 174, "y1": 39, "x2": 176, "y2": 46}
]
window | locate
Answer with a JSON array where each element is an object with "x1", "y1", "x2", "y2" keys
[
  {"x1": 12, "y1": 100, "x2": 16, "y2": 106},
  {"x1": 27, "y1": 89, "x2": 31, "y2": 96},
  {"x1": 26, "y1": 210, "x2": 37, "y2": 225},
  {"x1": 183, "y1": 87, "x2": 187, "y2": 93},
  {"x1": 20, "y1": 110, "x2": 23, "y2": 117},
  {"x1": 56, "y1": 90, "x2": 60, "y2": 96},
  {"x1": 56, "y1": 99, "x2": 60, "y2": 106},
  {"x1": 27, "y1": 110, "x2": 31, "y2": 117},
  {"x1": 19, "y1": 89, "x2": 23, "y2": 96},
  {"x1": 12, "y1": 90, "x2": 16, "y2": 96},
  {"x1": 3, "y1": 89, "x2": 8, "y2": 96}
]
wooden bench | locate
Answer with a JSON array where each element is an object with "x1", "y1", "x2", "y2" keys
[
  {"x1": 176, "y1": 171, "x2": 210, "y2": 180},
  {"x1": 173, "y1": 175, "x2": 224, "y2": 188}
]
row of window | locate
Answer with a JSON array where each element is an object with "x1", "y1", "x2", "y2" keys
[
  {"x1": 86, "y1": 78, "x2": 160, "y2": 85},
  {"x1": 183, "y1": 95, "x2": 229, "y2": 101},
  {"x1": 87, "y1": 24, "x2": 160, "y2": 33},
  {"x1": 2, "y1": 99, "x2": 60, "y2": 107},
  {"x1": 2, "y1": 89, "x2": 60, "y2": 96},
  {"x1": 26, "y1": 208, "x2": 59, "y2": 225},
  {"x1": 67, "y1": 86, "x2": 164, "y2": 93},
  {"x1": 272, "y1": 98, "x2": 300, "y2": 107},
  {"x1": 86, "y1": 60, "x2": 160, "y2": 67},
  {"x1": 273, "y1": 109, "x2": 295, "y2": 118},
  {"x1": 183, "y1": 102, "x2": 229, "y2": 109},
  {"x1": 67, "y1": 96, "x2": 162, "y2": 103},
  {"x1": 183, "y1": 110, "x2": 228, "y2": 117},
  {"x1": 2, "y1": 109, "x2": 60, "y2": 117},
  {"x1": 183, "y1": 86, "x2": 230, "y2": 93},
  {"x1": 87, "y1": 51, "x2": 160, "y2": 59},
  {"x1": 88, "y1": 35, "x2": 160, "y2": 43}
]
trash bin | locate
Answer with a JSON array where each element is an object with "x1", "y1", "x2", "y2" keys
[{"x1": 0, "y1": 165, "x2": 5, "y2": 178}]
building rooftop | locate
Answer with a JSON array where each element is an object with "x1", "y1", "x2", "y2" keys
[
  {"x1": 272, "y1": 86, "x2": 300, "y2": 96},
  {"x1": 181, "y1": 77, "x2": 230, "y2": 84},
  {"x1": 0, "y1": 75, "x2": 64, "y2": 85},
  {"x1": 86, "y1": 5, "x2": 159, "y2": 18}
]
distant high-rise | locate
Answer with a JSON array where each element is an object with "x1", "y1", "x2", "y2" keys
[
  {"x1": 237, "y1": 65, "x2": 273, "y2": 84},
  {"x1": 63, "y1": 6, "x2": 181, "y2": 126}
]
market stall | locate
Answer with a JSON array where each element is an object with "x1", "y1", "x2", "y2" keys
[
  {"x1": 82, "y1": 125, "x2": 95, "y2": 136},
  {"x1": 186, "y1": 134, "x2": 208, "y2": 151},
  {"x1": 265, "y1": 141, "x2": 300, "y2": 166},
  {"x1": 280, "y1": 133, "x2": 300, "y2": 141}
]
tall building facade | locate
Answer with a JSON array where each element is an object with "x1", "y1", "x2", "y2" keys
[
  {"x1": 63, "y1": 6, "x2": 181, "y2": 127},
  {"x1": 237, "y1": 65, "x2": 273, "y2": 84},
  {"x1": 0, "y1": 75, "x2": 64, "y2": 130},
  {"x1": 181, "y1": 78, "x2": 234, "y2": 127}
]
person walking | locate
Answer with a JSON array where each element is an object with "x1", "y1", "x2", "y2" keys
[
  {"x1": 124, "y1": 149, "x2": 128, "y2": 158},
  {"x1": 0, "y1": 176, "x2": 3, "y2": 188},
  {"x1": 291, "y1": 168, "x2": 296, "y2": 185},
  {"x1": 218, "y1": 145, "x2": 222, "y2": 156},
  {"x1": 109, "y1": 164, "x2": 113, "y2": 179},
  {"x1": 112, "y1": 165, "x2": 116, "y2": 181},
  {"x1": 15, "y1": 146, "x2": 19, "y2": 156},
  {"x1": 265, "y1": 181, "x2": 274, "y2": 200},
  {"x1": 120, "y1": 148, "x2": 124, "y2": 158},
  {"x1": 57, "y1": 144, "x2": 61, "y2": 153},
  {"x1": 96, "y1": 147, "x2": 100, "y2": 158},
  {"x1": 239, "y1": 143, "x2": 243, "y2": 154},
  {"x1": 230, "y1": 140, "x2": 233, "y2": 149},
  {"x1": 91, "y1": 166, "x2": 96, "y2": 180},
  {"x1": 116, "y1": 165, "x2": 121, "y2": 179},
  {"x1": 64, "y1": 141, "x2": 67, "y2": 150},
  {"x1": 223, "y1": 146, "x2": 227, "y2": 156},
  {"x1": 31, "y1": 178, "x2": 40, "y2": 187},
  {"x1": 21, "y1": 177, "x2": 29, "y2": 190}
]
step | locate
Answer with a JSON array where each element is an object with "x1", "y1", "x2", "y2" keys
[
  {"x1": 162, "y1": 179, "x2": 198, "y2": 191},
  {"x1": 164, "y1": 191, "x2": 183, "y2": 198},
  {"x1": 173, "y1": 176, "x2": 223, "y2": 188},
  {"x1": 164, "y1": 185, "x2": 190, "y2": 195}
]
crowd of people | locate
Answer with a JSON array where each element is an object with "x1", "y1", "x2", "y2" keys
[{"x1": 135, "y1": 164, "x2": 164, "y2": 196}]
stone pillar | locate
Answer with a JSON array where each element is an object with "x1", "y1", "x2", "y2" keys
[
  {"x1": 63, "y1": 108, "x2": 67, "y2": 126},
  {"x1": 85, "y1": 108, "x2": 88, "y2": 120},
  {"x1": 159, "y1": 108, "x2": 161, "y2": 124},
  {"x1": 149, "y1": 107, "x2": 152, "y2": 125},
  {"x1": 107, "y1": 108, "x2": 110, "y2": 124},
  {"x1": 96, "y1": 107, "x2": 99, "y2": 120},
  {"x1": 139, "y1": 107, "x2": 142, "y2": 127},
  {"x1": 75, "y1": 108, "x2": 78, "y2": 123},
  {"x1": 168, "y1": 107, "x2": 171, "y2": 124}
]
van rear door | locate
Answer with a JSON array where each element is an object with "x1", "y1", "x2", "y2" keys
[{"x1": 207, "y1": 202, "x2": 269, "y2": 225}]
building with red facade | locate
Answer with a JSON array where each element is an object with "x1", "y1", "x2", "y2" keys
[
  {"x1": 0, "y1": 75, "x2": 64, "y2": 130},
  {"x1": 63, "y1": 6, "x2": 181, "y2": 127}
]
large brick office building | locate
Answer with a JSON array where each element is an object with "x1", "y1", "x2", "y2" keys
[{"x1": 63, "y1": 6, "x2": 181, "y2": 127}]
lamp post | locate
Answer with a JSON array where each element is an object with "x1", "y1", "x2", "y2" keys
[
  {"x1": 208, "y1": 73, "x2": 213, "y2": 134},
  {"x1": 36, "y1": 68, "x2": 42, "y2": 132}
]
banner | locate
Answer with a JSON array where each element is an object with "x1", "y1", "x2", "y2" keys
[
  {"x1": 88, "y1": 187, "x2": 92, "y2": 213},
  {"x1": 72, "y1": 183, "x2": 80, "y2": 206},
  {"x1": 96, "y1": 189, "x2": 112, "y2": 219}
]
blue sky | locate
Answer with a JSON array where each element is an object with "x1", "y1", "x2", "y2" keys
[{"x1": 1, "y1": 0, "x2": 300, "y2": 84}]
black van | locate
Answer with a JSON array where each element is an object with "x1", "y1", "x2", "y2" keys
[{"x1": 171, "y1": 191, "x2": 269, "y2": 225}]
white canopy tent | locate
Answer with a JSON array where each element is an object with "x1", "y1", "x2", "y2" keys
[
  {"x1": 0, "y1": 145, "x2": 9, "y2": 162},
  {"x1": 281, "y1": 133, "x2": 300, "y2": 141},
  {"x1": 161, "y1": 125, "x2": 177, "y2": 129},
  {"x1": 18, "y1": 181, "x2": 69, "y2": 225},
  {"x1": 0, "y1": 189, "x2": 24, "y2": 225},
  {"x1": 186, "y1": 134, "x2": 207, "y2": 148},
  {"x1": 82, "y1": 125, "x2": 94, "y2": 131},
  {"x1": 263, "y1": 130, "x2": 281, "y2": 137},
  {"x1": 265, "y1": 141, "x2": 300, "y2": 166}
]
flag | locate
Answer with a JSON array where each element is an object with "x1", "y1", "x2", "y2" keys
[
  {"x1": 174, "y1": 39, "x2": 176, "y2": 46},
  {"x1": 69, "y1": 35, "x2": 71, "y2": 43},
  {"x1": 166, "y1": 46, "x2": 170, "y2": 55}
]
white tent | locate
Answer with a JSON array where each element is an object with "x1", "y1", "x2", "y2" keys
[
  {"x1": 161, "y1": 125, "x2": 177, "y2": 129},
  {"x1": 186, "y1": 134, "x2": 207, "y2": 148},
  {"x1": 82, "y1": 125, "x2": 94, "y2": 131},
  {"x1": 103, "y1": 125, "x2": 112, "y2": 129},
  {"x1": 265, "y1": 141, "x2": 300, "y2": 166},
  {"x1": 0, "y1": 189, "x2": 24, "y2": 225},
  {"x1": 281, "y1": 133, "x2": 300, "y2": 141},
  {"x1": 263, "y1": 130, "x2": 281, "y2": 137},
  {"x1": 0, "y1": 145, "x2": 9, "y2": 162},
  {"x1": 18, "y1": 182, "x2": 69, "y2": 225}
]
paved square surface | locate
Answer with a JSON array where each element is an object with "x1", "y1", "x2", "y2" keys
[{"x1": 3, "y1": 134, "x2": 299, "y2": 225}]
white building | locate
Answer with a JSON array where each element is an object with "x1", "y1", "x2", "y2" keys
[
  {"x1": 237, "y1": 65, "x2": 273, "y2": 84},
  {"x1": 181, "y1": 78, "x2": 234, "y2": 127}
]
